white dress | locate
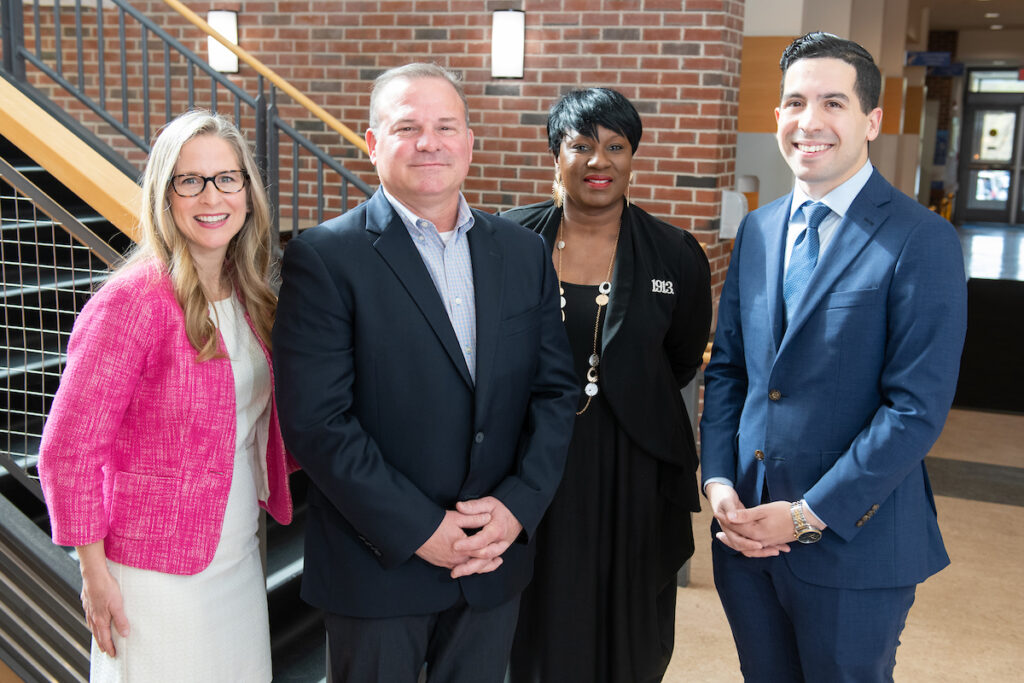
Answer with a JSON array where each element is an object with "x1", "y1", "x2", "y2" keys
[{"x1": 91, "y1": 295, "x2": 273, "y2": 682}]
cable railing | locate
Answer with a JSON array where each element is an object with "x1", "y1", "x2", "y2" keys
[
  {"x1": 0, "y1": 0, "x2": 374, "y2": 239},
  {"x1": 0, "y1": 154, "x2": 117, "y2": 502},
  {"x1": 0, "y1": 150, "x2": 106, "y2": 681}
]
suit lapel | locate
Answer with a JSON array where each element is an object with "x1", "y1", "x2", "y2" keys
[
  {"x1": 780, "y1": 171, "x2": 890, "y2": 347},
  {"x1": 535, "y1": 206, "x2": 561, "y2": 251},
  {"x1": 601, "y1": 201, "x2": 634, "y2": 354},
  {"x1": 367, "y1": 191, "x2": 473, "y2": 388},
  {"x1": 764, "y1": 199, "x2": 790, "y2": 353},
  {"x1": 468, "y1": 213, "x2": 503, "y2": 403}
]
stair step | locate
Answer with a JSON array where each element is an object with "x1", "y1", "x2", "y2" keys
[
  {"x1": 0, "y1": 140, "x2": 34, "y2": 169},
  {"x1": 9, "y1": 162, "x2": 44, "y2": 174},
  {"x1": 0, "y1": 214, "x2": 111, "y2": 230},
  {"x1": 1, "y1": 434, "x2": 41, "y2": 462},
  {"x1": 0, "y1": 349, "x2": 64, "y2": 381},
  {"x1": 0, "y1": 453, "x2": 48, "y2": 533},
  {"x1": 2, "y1": 272, "x2": 107, "y2": 300}
]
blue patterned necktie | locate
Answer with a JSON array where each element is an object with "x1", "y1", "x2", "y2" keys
[{"x1": 783, "y1": 201, "x2": 831, "y2": 320}]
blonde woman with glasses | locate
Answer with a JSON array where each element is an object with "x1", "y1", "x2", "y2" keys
[{"x1": 38, "y1": 110, "x2": 296, "y2": 682}]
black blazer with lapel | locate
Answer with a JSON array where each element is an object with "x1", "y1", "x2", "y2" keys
[
  {"x1": 272, "y1": 190, "x2": 578, "y2": 618},
  {"x1": 500, "y1": 200, "x2": 712, "y2": 514}
]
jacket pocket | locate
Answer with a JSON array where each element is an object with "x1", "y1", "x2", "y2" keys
[
  {"x1": 499, "y1": 302, "x2": 542, "y2": 336},
  {"x1": 824, "y1": 287, "x2": 879, "y2": 309},
  {"x1": 108, "y1": 471, "x2": 181, "y2": 540}
]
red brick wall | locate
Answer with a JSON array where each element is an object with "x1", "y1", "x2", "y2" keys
[{"x1": 7, "y1": 0, "x2": 744, "y2": 300}]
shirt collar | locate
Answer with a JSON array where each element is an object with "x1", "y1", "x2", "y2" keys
[
  {"x1": 789, "y1": 160, "x2": 873, "y2": 222},
  {"x1": 380, "y1": 186, "x2": 475, "y2": 238}
]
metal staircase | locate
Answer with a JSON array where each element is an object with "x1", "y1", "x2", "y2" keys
[
  {"x1": 0, "y1": 0, "x2": 379, "y2": 679},
  {"x1": 0, "y1": 133, "x2": 324, "y2": 681},
  {"x1": 0, "y1": 133, "x2": 115, "y2": 682}
]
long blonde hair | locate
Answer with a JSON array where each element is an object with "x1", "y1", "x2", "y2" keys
[{"x1": 124, "y1": 109, "x2": 275, "y2": 361}]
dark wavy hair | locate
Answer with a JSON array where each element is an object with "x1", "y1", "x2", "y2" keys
[
  {"x1": 779, "y1": 32, "x2": 881, "y2": 113},
  {"x1": 546, "y1": 88, "x2": 642, "y2": 157}
]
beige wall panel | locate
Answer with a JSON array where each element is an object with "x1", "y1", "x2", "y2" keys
[
  {"x1": 904, "y1": 86, "x2": 924, "y2": 136},
  {"x1": 881, "y1": 76, "x2": 906, "y2": 136},
  {"x1": 957, "y1": 29, "x2": 1024, "y2": 63},
  {"x1": 738, "y1": 36, "x2": 798, "y2": 134},
  {"x1": 744, "y1": 0, "x2": 805, "y2": 36}
]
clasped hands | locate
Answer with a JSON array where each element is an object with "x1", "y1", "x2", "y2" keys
[
  {"x1": 706, "y1": 483, "x2": 824, "y2": 558},
  {"x1": 415, "y1": 496, "x2": 523, "y2": 579}
]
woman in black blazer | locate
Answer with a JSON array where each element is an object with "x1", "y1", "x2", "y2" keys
[{"x1": 502, "y1": 88, "x2": 712, "y2": 683}]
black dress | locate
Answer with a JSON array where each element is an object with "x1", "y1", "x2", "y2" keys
[{"x1": 509, "y1": 282, "x2": 692, "y2": 683}]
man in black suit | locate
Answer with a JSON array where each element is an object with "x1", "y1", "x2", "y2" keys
[{"x1": 272, "y1": 63, "x2": 578, "y2": 682}]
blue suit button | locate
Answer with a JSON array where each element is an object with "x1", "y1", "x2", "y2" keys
[
  {"x1": 768, "y1": 389, "x2": 782, "y2": 401},
  {"x1": 474, "y1": 432, "x2": 484, "y2": 444}
]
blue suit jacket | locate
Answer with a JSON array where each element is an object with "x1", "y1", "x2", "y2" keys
[
  {"x1": 700, "y1": 170, "x2": 967, "y2": 590},
  {"x1": 272, "y1": 190, "x2": 578, "y2": 617}
]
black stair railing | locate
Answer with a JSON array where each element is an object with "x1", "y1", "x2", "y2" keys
[
  {"x1": 0, "y1": 153, "x2": 120, "y2": 502},
  {"x1": 0, "y1": 0, "x2": 374, "y2": 239}
]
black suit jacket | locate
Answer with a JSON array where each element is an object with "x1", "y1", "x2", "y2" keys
[
  {"x1": 272, "y1": 190, "x2": 578, "y2": 618},
  {"x1": 500, "y1": 200, "x2": 711, "y2": 516}
]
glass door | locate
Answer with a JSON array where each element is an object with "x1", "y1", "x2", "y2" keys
[
  {"x1": 957, "y1": 70, "x2": 1024, "y2": 226},
  {"x1": 958, "y1": 107, "x2": 1021, "y2": 224}
]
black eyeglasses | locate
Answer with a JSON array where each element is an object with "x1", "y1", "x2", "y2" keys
[{"x1": 170, "y1": 170, "x2": 248, "y2": 197}]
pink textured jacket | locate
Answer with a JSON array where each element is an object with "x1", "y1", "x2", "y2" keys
[{"x1": 38, "y1": 261, "x2": 295, "y2": 575}]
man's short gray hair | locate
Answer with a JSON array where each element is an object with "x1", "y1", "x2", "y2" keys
[{"x1": 368, "y1": 63, "x2": 470, "y2": 130}]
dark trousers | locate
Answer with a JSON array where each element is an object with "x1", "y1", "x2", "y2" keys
[
  {"x1": 325, "y1": 594, "x2": 520, "y2": 683},
  {"x1": 712, "y1": 540, "x2": 916, "y2": 683}
]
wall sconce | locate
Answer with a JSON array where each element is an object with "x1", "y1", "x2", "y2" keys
[
  {"x1": 207, "y1": 10, "x2": 239, "y2": 74},
  {"x1": 491, "y1": 10, "x2": 525, "y2": 79}
]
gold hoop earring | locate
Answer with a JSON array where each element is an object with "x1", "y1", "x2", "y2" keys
[
  {"x1": 626, "y1": 171, "x2": 636, "y2": 205},
  {"x1": 552, "y1": 168, "x2": 564, "y2": 208}
]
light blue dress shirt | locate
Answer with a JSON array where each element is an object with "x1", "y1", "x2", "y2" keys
[
  {"x1": 784, "y1": 160, "x2": 874, "y2": 271},
  {"x1": 381, "y1": 188, "x2": 478, "y2": 382}
]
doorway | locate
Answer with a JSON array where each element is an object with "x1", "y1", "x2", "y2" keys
[{"x1": 956, "y1": 70, "x2": 1024, "y2": 226}]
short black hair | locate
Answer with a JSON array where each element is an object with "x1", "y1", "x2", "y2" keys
[
  {"x1": 546, "y1": 88, "x2": 642, "y2": 157},
  {"x1": 779, "y1": 32, "x2": 881, "y2": 113}
]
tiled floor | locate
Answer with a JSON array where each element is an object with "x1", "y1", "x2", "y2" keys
[{"x1": 958, "y1": 223, "x2": 1024, "y2": 282}]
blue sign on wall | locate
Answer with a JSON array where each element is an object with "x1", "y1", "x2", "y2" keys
[{"x1": 906, "y1": 51, "x2": 951, "y2": 67}]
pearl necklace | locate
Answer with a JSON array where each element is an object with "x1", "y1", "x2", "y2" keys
[{"x1": 555, "y1": 214, "x2": 620, "y2": 416}]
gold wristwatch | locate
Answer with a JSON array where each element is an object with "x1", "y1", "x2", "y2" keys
[{"x1": 790, "y1": 500, "x2": 822, "y2": 544}]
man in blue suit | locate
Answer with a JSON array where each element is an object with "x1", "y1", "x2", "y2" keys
[
  {"x1": 701, "y1": 33, "x2": 967, "y2": 682},
  {"x1": 272, "y1": 63, "x2": 578, "y2": 681}
]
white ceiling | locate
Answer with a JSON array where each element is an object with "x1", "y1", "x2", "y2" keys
[{"x1": 915, "y1": 0, "x2": 1024, "y2": 31}]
